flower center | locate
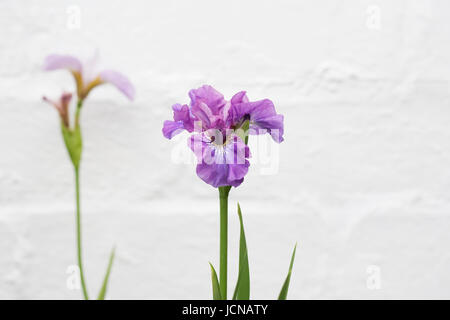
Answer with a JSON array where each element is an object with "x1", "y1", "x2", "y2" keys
[{"x1": 209, "y1": 130, "x2": 230, "y2": 147}]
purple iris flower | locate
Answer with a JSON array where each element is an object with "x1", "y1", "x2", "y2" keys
[
  {"x1": 162, "y1": 85, "x2": 284, "y2": 188},
  {"x1": 43, "y1": 53, "x2": 135, "y2": 100}
]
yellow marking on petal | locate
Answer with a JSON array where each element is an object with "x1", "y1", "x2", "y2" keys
[
  {"x1": 70, "y1": 71, "x2": 84, "y2": 100},
  {"x1": 81, "y1": 76, "x2": 103, "y2": 99}
]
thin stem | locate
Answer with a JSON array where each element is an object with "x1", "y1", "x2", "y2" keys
[
  {"x1": 75, "y1": 99, "x2": 83, "y2": 127},
  {"x1": 218, "y1": 186, "x2": 230, "y2": 300},
  {"x1": 75, "y1": 166, "x2": 89, "y2": 300}
]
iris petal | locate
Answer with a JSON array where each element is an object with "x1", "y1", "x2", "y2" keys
[
  {"x1": 162, "y1": 120, "x2": 185, "y2": 139},
  {"x1": 234, "y1": 99, "x2": 284, "y2": 143},
  {"x1": 43, "y1": 54, "x2": 82, "y2": 72},
  {"x1": 189, "y1": 132, "x2": 250, "y2": 188},
  {"x1": 189, "y1": 85, "x2": 226, "y2": 114},
  {"x1": 100, "y1": 70, "x2": 135, "y2": 100}
]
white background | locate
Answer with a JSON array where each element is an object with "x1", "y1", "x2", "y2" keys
[{"x1": 1, "y1": 0, "x2": 450, "y2": 299}]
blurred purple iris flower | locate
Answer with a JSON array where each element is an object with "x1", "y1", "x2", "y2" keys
[
  {"x1": 162, "y1": 85, "x2": 284, "y2": 188},
  {"x1": 43, "y1": 53, "x2": 135, "y2": 101}
]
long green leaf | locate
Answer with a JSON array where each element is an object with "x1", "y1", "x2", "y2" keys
[
  {"x1": 278, "y1": 243, "x2": 297, "y2": 300},
  {"x1": 209, "y1": 263, "x2": 222, "y2": 300},
  {"x1": 97, "y1": 247, "x2": 116, "y2": 300},
  {"x1": 232, "y1": 203, "x2": 250, "y2": 300}
]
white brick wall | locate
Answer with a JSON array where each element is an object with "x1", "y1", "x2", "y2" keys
[{"x1": 1, "y1": 0, "x2": 450, "y2": 299}]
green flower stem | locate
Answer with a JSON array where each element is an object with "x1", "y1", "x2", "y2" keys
[
  {"x1": 218, "y1": 186, "x2": 231, "y2": 300},
  {"x1": 75, "y1": 99, "x2": 83, "y2": 127},
  {"x1": 72, "y1": 99, "x2": 89, "y2": 300},
  {"x1": 215, "y1": 121, "x2": 248, "y2": 300},
  {"x1": 74, "y1": 166, "x2": 89, "y2": 300}
]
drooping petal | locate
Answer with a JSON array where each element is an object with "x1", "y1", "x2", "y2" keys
[
  {"x1": 250, "y1": 113, "x2": 284, "y2": 143},
  {"x1": 172, "y1": 104, "x2": 194, "y2": 132},
  {"x1": 188, "y1": 132, "x2": 212, "y2": 162},
  {"x1": 196, "y1": 164, "x2": 229, "y2": 188},
  {"x1": 99, "y1": 70, "x2": 135, "y2": 100},
  {"x1": 189, "y1": 85, "x2": 226, "y2": 114},
  {"x1": 224, "y1": 135, "x2": 250, "y2": 185},
  {"x1": 188, "y1": 132, "x2": 250, "y2": 188},
  {"x1": 43, "y1": 54, "x2": 83, "y2": 72},
  {"x1": 228, "y1": 165, "x2": 248, "y2": 186},
  {"x1": 234, "y1": 99, "x2": 284, "y2": 143},
  {"x1": 162, "y1": 120, "x2": 185, "y2": 139},
  {"x1": 224, "y1": 135, "x2": 250, "y2": 165}
]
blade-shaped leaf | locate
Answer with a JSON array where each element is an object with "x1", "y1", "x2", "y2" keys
[
  {"x1": 278, "y1": 243, "x2": 297, "y2": 300},
  {"x1": 232, "y1": 203, "x2": 250, "y2": 300},
  {"x1": 97, "y1": 246, "x2": 116, "y2": 300},
  {"x1": 209, "y1": 263, "x2": 222, "y2": 300}
]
